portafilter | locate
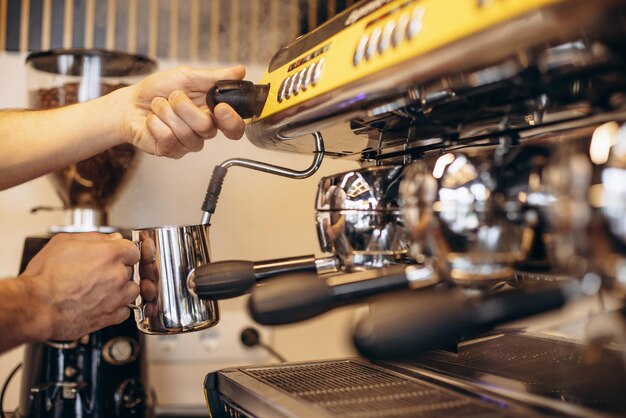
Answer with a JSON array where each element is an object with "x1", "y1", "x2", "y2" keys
[
  {"x1": 538, "y1": 121, "x2": 626, "y2": 298},
  {"x1": 315, "y1": 164, "x2": 413, "y2": 270},
  {"x1": 190, "y1": 164, "x2": 419, "y2": 302},
  {"x1": 400, "y1": 147, "x2": 543, "y2": 287}
]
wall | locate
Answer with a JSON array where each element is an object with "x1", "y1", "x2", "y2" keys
[{"x1": 0, "y1": 52, "x2": 360, "y2": 409}]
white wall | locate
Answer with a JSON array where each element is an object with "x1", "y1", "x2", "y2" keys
[{"x1": 0, "y1": 52, "x2": 359, "y2": 409}]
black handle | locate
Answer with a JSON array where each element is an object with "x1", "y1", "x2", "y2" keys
[
  {"x1": 206, "y1": 80, "x2": 269, "y2": 119},
  {"x1": 190, "y1": 254, "x2": 321, "y2": 300},
  {"x1": 191, "y1": 260, "x2": 256, "y2": 300},
  {"x1": 353, "y1": 285, "x2": 572, "y2": 360},
  {"x1": 248, "y1": 265, "x2": 418, "y2": 325},
  {"x1": 248, "y1": 273, "x2": 332, "y2": 325}
]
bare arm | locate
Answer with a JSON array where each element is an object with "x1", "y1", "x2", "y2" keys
[{"x1": 0, "y1": 65, "x2": 246, "y2": 191}]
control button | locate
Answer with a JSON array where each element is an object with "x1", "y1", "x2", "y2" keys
[
  {"x1": 354, "y1": 33, "x2": 369, "y2": 66},
  {"x1": 407, "y1": 6, "x2": 425, "y2": 40},
  {"x1": 306, "y1": 62, "x2": 317, "y2": 88},
  {"x1": 312, "y1": 58, "x2": 325, "y2": 86},
  {"x1": 298, "y1": 68, "x2": 308, "y2": 91},
  {"x1": 284, "y1": 76, "x2": 295, "y2": 99},
  {"x1": 291, "y1": 70, "x2": 302, "y2": 96},
  {"x1": 103, "y1": 337, "x2": 139, "y2": 365},
  {"x1": 366, "y1": 27, "x2": 382, "y2": 60},
  {"x1": 380, "y1": 20, "x2": 395, "y2": 53},
  {"x1": 393, "y1": 14, "x2": 409, "y2": 47},
  {"x1": 301, "y1": 65, "x2": 312, "y2": 90},
  {"x1": 277, "y1": 77, "x2": 289, "y2": 103}
]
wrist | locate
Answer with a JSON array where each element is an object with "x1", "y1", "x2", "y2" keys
[
  {"x1": 97, "y1": 85, "x2": 136, "y2": 147},
  {"x1": 16, "y1": 274, "x2": 54, "y2": 342}
]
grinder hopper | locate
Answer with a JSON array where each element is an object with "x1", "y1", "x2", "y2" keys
[{"x1": 25, "y1": 49, "x2": 156, "y2": 231}]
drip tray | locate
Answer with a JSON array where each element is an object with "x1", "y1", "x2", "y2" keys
[
  {"x1": 396, "y1": 333, "x2": 626, "y2": 416},
  {"x1": 205, "y1": 333, "x2": 626, "y2": 418},
  {"x1": 206, "y1": 357, "x2": 550, "y2": 417}
]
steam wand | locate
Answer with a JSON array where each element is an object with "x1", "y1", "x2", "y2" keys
[{"x1": 200, "y1": 131, "x2": 325, "y2": 224}]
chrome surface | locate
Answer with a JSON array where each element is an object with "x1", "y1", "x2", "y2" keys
[
  {"x1": 407, "y1": 6, "x2": 425, "y2": 40},
  {"x1": 354, "y1": 33, "x2": 368, "y2": 66},
  {"x1": 200, "y1": 132, "x2": 324, "y2": 225},
  {"x1": 393, "y1": 13, "x2": 409, "y2": 47},
  {"x1": 277, "y1": 77, "x2": 288, "y2": 102},
  {"x1": 315, "y1": 165, "x2": 411, "y2": 270},
  {"x1": 537, "y1": 121, "x2": 626, "y2": 298},
  {"x1": 298, "y1": 68, "x2": 307, "y2": 93},
  {"x1": 48, "y1": 208, "x2": 115, "y2": 233},
  {"x1": 400, "y1": 150, "x2": 539, "y2": 286},
  {"x1": 379, "y1": 21, "x2": 394, "y2": 53},
  {"x1": 312, "y1": 58, "x2": 324, "y2": 86},
  {"x1": 314, "y1": 256, "x2": 341, "y2": 275},
  {"x1": 131, "y1": 224, "x2": 219, "y2": 335},
  {"x1": 220, "y1": 131, "x2": 324, "y2": 178},
  {"x1": 366, "y1": 27, "x2": 381, "y2": 60},
  {"x1": 301, "y1": 65, "x2": 312, "y2": 91},
  {"x1": 315, "y1": 210, "x2": 409, "y2": 270},
  {"x1": 291, "y1": 70, "x2": 301, "y2": 96}
]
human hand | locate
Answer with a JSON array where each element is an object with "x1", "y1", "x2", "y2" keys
[
  {"x1": 20, "y1": 232, "x2": 140, "y2": 341},
  {"x1": 119, "y1": 65, "x2": 247, "y2": 158}
]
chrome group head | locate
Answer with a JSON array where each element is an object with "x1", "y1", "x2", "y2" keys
[
  {"x1": 386, "y1": 120, "x2": 626, "y2": 295},
  {"x1": 315, "y1": 165, "x2": 411, "y2": 271}
]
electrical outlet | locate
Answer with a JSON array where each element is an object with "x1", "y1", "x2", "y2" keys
[{"x1": 146, "y1": 311, "x2": 273, "y2": 363}]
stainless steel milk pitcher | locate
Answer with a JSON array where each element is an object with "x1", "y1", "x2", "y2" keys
[{"x1": 131, "y1": 224, "x2": 219, "y2": 334}]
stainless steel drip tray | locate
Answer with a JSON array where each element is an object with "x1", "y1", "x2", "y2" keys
[
  {"x1": 386, "y1": 332, "x2": 626, "y2": 418},
  {"x1": 204, "y1": 332, "x2": 626, "y2": 418},
  {"x1": 205, "y1": 355, "x2": 563, "y2": 417}
]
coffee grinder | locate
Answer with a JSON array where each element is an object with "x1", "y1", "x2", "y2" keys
[{"x1": 13, "y1": 49, "x2": 156, "y2": 418}]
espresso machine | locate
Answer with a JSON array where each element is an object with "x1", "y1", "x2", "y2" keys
[
  {"x1": 194, "y1": 0, "x2": 626, "y2": 416},
  {"x1": 9, "y1": 49, "x2": 156, "y2": 418}
]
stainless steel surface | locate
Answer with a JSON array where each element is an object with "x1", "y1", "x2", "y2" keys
[
  {"x1": 131, "y1": 224, "x2": 219, "y2": 335},
  {"x1": 314, "y1": 256, "x2": 340, "y2": 275},
  {"x1": 220, "y1": 132, "x2": 324, "y2": 177},
  {"x1": 48, "y1": 208, "x2": 116, "y2": 233},
  {"x1": 315, "y1": 210, "x2": 409, "y2": 270},
  {"x1": 400, "y1": 149, "x2": 539, "y2": 286},
  {"x1": 315, "y1": 165, "x2": 411, "y2": 270},
  {"x1": 536, "y1": 120, "x2": 626, "y2": 298},
  {"x1": 201, "y1": 132, "x2": 324, "y2": 225}
]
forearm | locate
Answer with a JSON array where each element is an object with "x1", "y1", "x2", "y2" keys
[
  {"x1": 0, "y1": 277, "x2": 51, "y2": 353},
  {"x1": 0, "y1": 88, "x2": 130, "y2": 190}
]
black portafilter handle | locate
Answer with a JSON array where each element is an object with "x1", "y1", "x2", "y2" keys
[
  {"x1": 206, "y1": 80, "x2": 270, "y2": 119},
  {"x1": 353, "y1": 284, "x2": 577, "y2": 360},
  {"x1": 248, "y1": 264, "x2": 432, "y2": 325},
  {"x1": 190, "y1": 254, "x2": 325, "y2": 300}
]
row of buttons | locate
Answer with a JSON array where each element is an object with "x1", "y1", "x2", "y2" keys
[
  {"x1": 277, "y1": 58, "x2": 326, "y2": 103},
  {"x1": 354, "y1": 6, "x2": 426, "y2": 66}
]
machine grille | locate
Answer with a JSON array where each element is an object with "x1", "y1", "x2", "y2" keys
[
  {"x1": 415, "y1": 333, "x2": 626, "y2": 414},
  {"x1": 244, "y1": 360, "x2": 520, "y2": 418}
]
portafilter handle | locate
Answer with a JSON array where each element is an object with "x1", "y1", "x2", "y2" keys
[
  {"x1": 353, "y1": 284, "x2": 578, "y2": 360},
  {"x1": 248, "y1": 264, "x2": 439, "y2": 325},
  {"x1": 188, "y1": 254, "x2": 339, "y2": 300}
]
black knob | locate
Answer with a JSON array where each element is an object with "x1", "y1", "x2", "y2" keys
[{"x1": 206, "y1": 80, "x2": 269, "y2": 119}]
